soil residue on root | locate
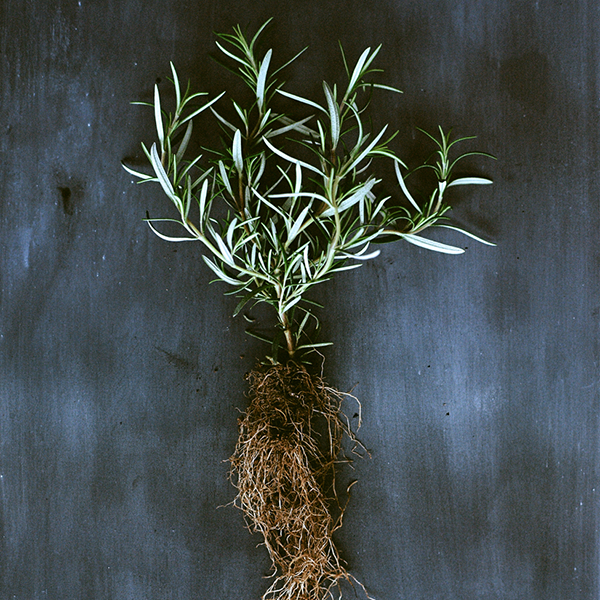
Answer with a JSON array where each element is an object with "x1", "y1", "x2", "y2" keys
[{"x1": 229, "y1": 362, "x2": 365, "y2": 600}]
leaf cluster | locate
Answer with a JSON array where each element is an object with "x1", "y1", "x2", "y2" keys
[{"x1": 124, "y1": 21, "x2": 494, "y2": 360}]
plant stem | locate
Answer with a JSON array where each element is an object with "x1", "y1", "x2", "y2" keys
[{"x1": 281, "y1": 312, "x2": 296, "y2": 359}]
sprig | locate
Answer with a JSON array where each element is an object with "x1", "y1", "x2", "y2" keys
[{"x1": 124, "y1": 21, "x2": 494, "y2": 361}]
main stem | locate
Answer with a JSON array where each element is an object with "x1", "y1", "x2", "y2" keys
[{"x1": 281, "y1": 312, "x2": 296, "y2": 359}]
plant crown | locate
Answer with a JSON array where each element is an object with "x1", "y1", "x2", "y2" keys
[{"x1": 124, "y1": 19, "x2": 494, "y2": 361}]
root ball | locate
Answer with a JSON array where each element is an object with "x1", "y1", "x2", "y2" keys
[{"x1": 229, "y1": 363, "x2": 364, "y2": 600}]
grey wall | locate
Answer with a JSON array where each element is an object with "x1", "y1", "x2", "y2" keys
[{"x1": 1, "y1": 1, "x2": 598, "y2": 599}]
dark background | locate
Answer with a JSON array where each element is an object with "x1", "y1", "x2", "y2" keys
[{"x1": 1, "y1": 1, "x2": 599, "y2": 598}]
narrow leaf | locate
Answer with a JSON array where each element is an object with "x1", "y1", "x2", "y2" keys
[
  {"x1": 121, "y1": 162, "x2": 153, "y2": 180},
  {"x1": 210, "y1": 106, "x2": 237, "y2": 132},
  {"x1": 437, "y1": 225, "x2": 496, "y2": 246},
  {"x1": 175, "y1": 119, "x2": 193, "y2": 162},
  {"x1": 256, "y1": 49, "x2": 272, "y2": 111},
  {"x1": 329, "y1": 263, "x2": 362, "y2": 273},
  {"x1": 322, "y1": 81, "x2": 340, "y2": 148},
  {"x1": 401, "y1": 233, "x2": 465, "y2": 254},
  {"x1": 180, "y1": 91, "x2": 226, "y2": 125},
  {"x1": 337, "y1": 178, "x2": 378, "y2": 212},
  {"x1": 226, "y1": 218, "x2": 238, "y2": 249},
  {"x1": 154, "y1": 84, "x2": 164, "y2": 151},
  {"x1": 265, "y1": 115, "x2": 314, "y2": 138},
  {"x1": 202, "y1": 255, "x2": 240, "y2": 285},
  {"x1": 447, "y1": 177, "x2": 493, "y2": 187},
  {"x1": 394, "y1": 160, "x2": 421, "y2": 213},
  {"x1": 321, "y1": 178, "x2": 377, "y2": 218},
  {"x1": 170, "y1": 62, "x2": 181, "y2": 109},
  {"x1": 218, "y1": 160, "x2": 233, "y2": 196},
  {"x1": 277, "y1": 89, "x2": 327, "y2": 113},
  {"x1": 233, "y1": 284, "x2": 269, "y2": 317},
  {"x1": 215, "y1": 40, "x2": 251, "y2": 67},
  {"x1": 258, "y1": 107, "x2": 272, "y2": 132},
  {"x1": 344, "y1": 124, "x2": 388, "y2": 173},
  {"x1": 371, "y1": 83, "x2": 403, "y2": 94},
  {"x1": 296, "y1": 342, "x2": 334, "y2": 350},
  {"x1": 207, "y1": 223, "x2": 235, "y2": 265},
  {"x1": 146, "y1": 220, "x2": 196, "y2": 242},
  {"x1": 149, "y1": 143, "x2": 179, "y2": 206},
  {"x1": 287, "y1": 203, "x2": 312, "y2": 245},
  {"x1": 251, "y1": 187, "x2": 286, "y2": 218},
  {"x1": 184, "y1": 176, "x2": 192, "y2": 220},
  {"x1": 347, "y1": 47, "x2": 371, "y2": 94},
  {"x1": 233, "y1": 129, "x2": 243, "y2": 173},
  {"x1": 198, "y1": 178, "x2": 209, "y2": 221},
  {"x1": 262, "y1": 137, "x2": 325, "y2": 176},
  {"x1": 280, "y1": 294, "x2": 302, "y2": 315},
  {"x1": 249, "y1": 17, "x2": 273, "y2": 52}
]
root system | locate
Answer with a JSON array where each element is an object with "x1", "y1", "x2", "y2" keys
[{"x1": 229, "y1": 363, "x2": 366, "y2": 600}]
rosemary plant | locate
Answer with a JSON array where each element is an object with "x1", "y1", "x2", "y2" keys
[{"x1": 124, "y1": 19, "x2": 494, "y2": 600}]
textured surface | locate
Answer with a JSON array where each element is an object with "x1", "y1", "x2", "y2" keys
[{"x1": 1, "y1": 1, "x2": 599, "y2": 598}]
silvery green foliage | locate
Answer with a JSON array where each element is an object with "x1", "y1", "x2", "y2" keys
[{"x1": 124, "y1": 20, "x2": 494, "y2": 359}]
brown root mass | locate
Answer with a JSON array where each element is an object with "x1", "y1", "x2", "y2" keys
[{"x1": 229, "y1": 363, "x2": 365, "y2": 600}]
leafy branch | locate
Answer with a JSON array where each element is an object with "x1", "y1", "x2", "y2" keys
[{"x1": 124, "y1": 22, "x2": 494, "y2": 361}]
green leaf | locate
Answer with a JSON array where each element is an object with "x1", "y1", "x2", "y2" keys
[
  {"x1": 146, "y1": 219, "x2": 196, "y2": 242},
  {"x1": 233, "y1": 129, "x2": 243, "y2": 173},
  {"x1": 344, "y1": 124, "x2": 388, "y2": 173},
  {"x1": 347, "y1": 47, "x2": 371, "y2": 94},
  {"x1": 198, "y1": 178, "x2": 209, "y2": 222},
  {"x1": 207, "y1": 222, "x2": 235, "y2": 265},
  {"x1": 265, "y1": 115, "x2": 314, "y2": 138},
  {"x1": 149, "y1": 143, "x2": 180, "y2": 208},
  {"x1": 210, "y1": 107, "x2": 237, "y2": 132},
  {"x1": 277, "y1": 89, "x2": 327, "y2": 113},
  {"x1": 394, "y1": 160, "x2": 421, "y2": 213},
  {"x1": 272, "y1": 46, "x2": 308, "y2": 76},
  {"x1": 447, "y1": 177, "x2": 493, "y2": 187},
  {"x1": 370, "y1": 83, "x2": 403, "y2": 94},
  {"x1": 321, "y1": 178, "x2": 378, "y2": 218},
  {"x1": 322, "y1": 81, "x2": 340, "y2": 148},
  {"x1": 170, "y1": 62, "x2": 181, "y2": 110},
  {"x1": 175, "y1": 119, "x2": 193, "y2": 162},
  {"x1": 258, "y1": 108, "x2": 272, "y2": 132},
  {"x1": 338, "y1": 41, "x2": 350, "y2": 77},
  {"x1": 226, "y1": 218, "x2": 238, "y2": 249},
  {"x1": 203, "y1": 255, "x2": 240, "y2": 285},
  {"x1": 154, "y1": 84, "x2": 164, "y2": 151},
  {"x1": 296, "y1": 341, "x2": 334, "y2": 351},
  {"x1": 180, "y1": 91, "x2": 226, "y2": 125},
  {"x1": 249, "y1": 17, "x2": 273, "y2": 53},
  {"x1": 262, "y1": 137, "x2": 325, "y2": 176},
  {"x1": 280, "y1": 294, "x2": 302, "y2": 315},
  {"x1": 287, "y1": 203, "x2": 313, "y2": 246},
  {"x1": 215, "y1": 40, "x2": 251, "y2": 67},
  {"x1": 184, "y1": 175, "x2": 192, "y2": 220},
  {"x1": 232, "y1": 101, "x2": 249, "y2": 129},
  {"x1": 256, "y1": 49, "x2": 272, "y2": 111},
  {"x1": 189, "y1": 164, "x2": 212, "y2": 190},
  {"x1": 437, "y1": 225, "x2": 496, "y2": 246},
  {"x1": 245, "y1": 328, "x2": 273, "y2": 345},
  {"x1": 401, "y1": 233, "x2": 465, "y2": 254},
  {"x1": 218, "y1": 160, "x2": 233, "y2": 196},
  {"x1": 233, "y1": 283, "x2": 270, "y2": 316},
  {"x1": 122, "y1": 162, "x2": 152, "y2": 180}
]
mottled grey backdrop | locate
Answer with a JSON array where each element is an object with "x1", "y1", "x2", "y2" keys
[{"x1": 1, "y1": 1, "x2": 598, "y2": 599}]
